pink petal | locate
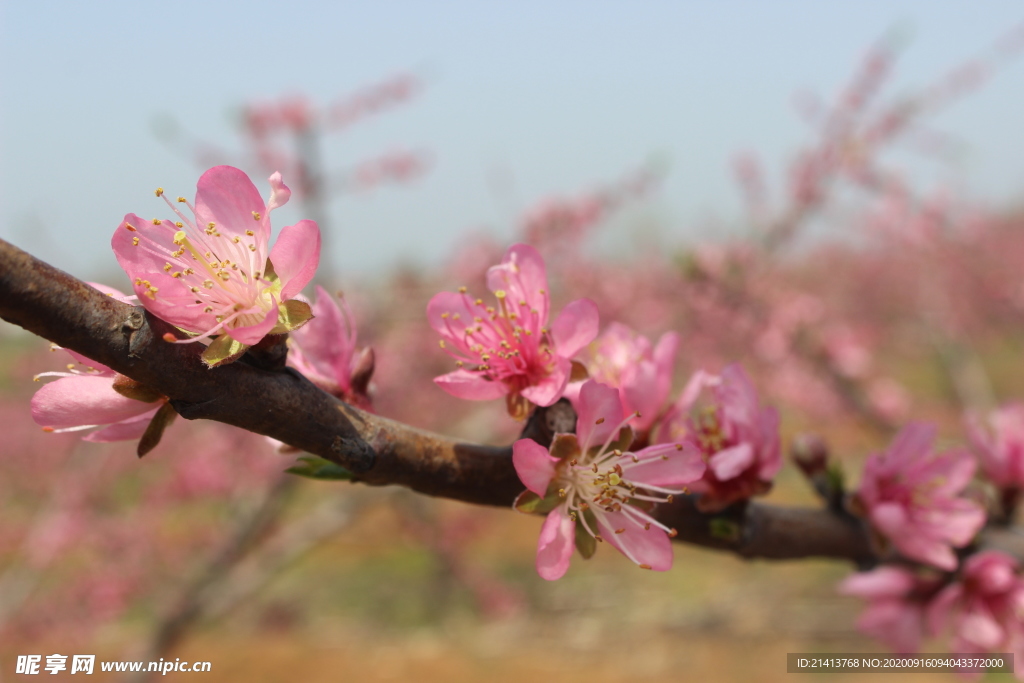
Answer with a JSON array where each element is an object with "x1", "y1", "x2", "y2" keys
[
  {"x1": 536, "y1": 508, "x2": 575, "y2": 581},
  {"x1": 717, "y1": 364, "x2": 759, "y2": 428},
  {"x1": 31, "y1": 376, "x2": 157, "y2": 429},
  {"x1": 270, "y1": 219, "x2": 321, "y2": 300},
  {"x1": 266, "y1": 171, "x2": 292, "y2": 213},
  {"x1": 550, "y1": 298, "x2": 599, "y2": 359},
  {"x1": 194, "y1": 166, "x2": 271, "y2": 250},
  {"x1": 896, "y1": 534, "x2": 958, "y2": 571},
  {"x1": 227, "y1": 303, "x2": 279, "y2": 346},
  {"x1": 625, "y1": 442, "x2": 705, "y2": 487},
  {"x1": 512, "y1": 438, "x2": 559, "y2": 496},
  {"x1": 887, "y1": 423, "x2": 937, "y2": 468},
  {"x1": 487, "y1": 244, "x2": 550, "y2": 325},
  {"x1": 596, "y1": 509, "x2": 673, "y2": 571},
  {"x1": 434, "y1": 369, "x2": 508, "y2": 400},
  {"x1": 938, "y1": 500, "x2": 986, "y2": 546},
  {"x1": 622, "y1": 361, "x2": 660, "y2": 429},
  {"x1": 576, "y1": 380, "x2": 625, "y2": 450},
  {"x1": 290, "y1": 286, "x2": 355, "y2": 389},
  {"x1": 958, "y1": 607, "x2": 1005, "y2": 649},
  {"x1": 653, "y1": 331, "x2": 681, "y2": 379},
  {"x1": 672, "y1": 369, "x2": 717, "y2": 415},
  {"x1": 870, "y1": 501, "x2": 910, "y2": 538},
  {"x1": 709, "y1": 443, "x2": 755, "y2": 480},
  {"x1": 757, "y1": 408, "x2": 783, "y2": 479},
  {"x1": 839, "y1": 567, "x2": 917, "y2": 599},
  {"x1": 111, "y1": 213, "x2": 180, "y2": 282},
  {"x1": 926, "y1": 583, "x2": 963, "y2": 637},
  {"x1": 858, "y1": 600, "x2": 924, "y2": 654},
  {"x1": 83, "y1": 408, "x2": 162, "y2": 442},
  {"x1": 520, "y1": 357, "x2": 570, "y2": 407}
]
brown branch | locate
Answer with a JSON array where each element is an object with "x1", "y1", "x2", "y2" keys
[{"x1": 3, "y1": 236, "x2": 1014, "y2": 566}]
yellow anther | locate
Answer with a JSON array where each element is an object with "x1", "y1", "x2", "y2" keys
[
  {"x1": 203, "y1": 280, "x2": 214, "y2": 289},
  {"x1": 204, "y1": 306, "x2": 213, "y2": 313},
  {"x1": 248, "y1": 244, "x2": 256, "y2": 251},
  {"x1": 177, "y1": 196, "x2": 186, "y2": 203},
  {"x1": 152, "y1": 218, "x2": 162, "y2": 225},
  {"x1": 245, "y1": 229, "x2": 254, "y2": 236},
  {"x1": 124, "y1": 223, "x2": 137, "y2": 232},
  {"x1": 131, "y1": 236, "x2": 140, "y2": 246},
  {"x1": 252, "y1": 211, "x2": 261, "y2": 220},
  {"x1": 439, "y1": 340, "x2": 446, "y2": 349},
  {"x1": 155, "y1": 187, "x2": 164, "y2": 196},
  {"x1": 175, "y1": 221, "x2": 183, "y2": 228}
]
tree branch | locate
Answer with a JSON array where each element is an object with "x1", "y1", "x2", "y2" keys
[{"x1": 3, "y1": 236, "x2": 1018, "y2": 566}]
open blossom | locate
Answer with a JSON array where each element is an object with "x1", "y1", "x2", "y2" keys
[
  {"x1": 31, "y1": 284, "x2": 175, "y2": 454},
  {"x1": 927, "y1": 551, "x2": 1024, "y2": 663},
  {"x1": 839, "y1": 566, "x2": 938, "y2": 654},
  {"x1": 111, "y1": 165, "x2": 321, "y2": 366},
  {"x1": 854, "y1": 423, "x2": 985, "y2": 571},
  {"x1": 512, "y1": 380, "x2": 704, "y2": 580},
  {"x1": 570, "y1": 323, "x2": 680, "y2": 434},
  {"x1": 967, "y1": 404, "x2": 1024, "y2": 491},
  {"x1": 288, "y1": 285, "x2": 374, "y2": 410},
  {"x1": 428, "y1": 243, "x2": 599, "y2": 418},
  {"x1": 654, "y1": 365, "x2": 781, "y2": 512}
]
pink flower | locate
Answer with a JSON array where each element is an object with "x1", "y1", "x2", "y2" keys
[
  {"x1": 111, "y1": 166, "x2": 321, "y2": 366},
  {"x1": 512, "y1": 380, "x2": 705, "y2": 580},
  {"x1": 31, "y1": 284, "x2": 174, "y2": 452},
  {"x1": 927, "y1": 551, "x2": 1024, "y2": 661},
  {"x1": 854, "y1": 423, "x2": 985, "y2": 571},
  {"x1": 428, "y1": 243, "x2": 599, "y2": 418},
  {"x1": 571, "y1": 323, "x2": 680, "y2": 434},
  {"x1": 967, "y1": 404, "x2": 1024, "y2": 491},
  {"x1": 839, "y1": 566, "x2": 937, "y2": 654},
  {"x1": 288, "y1": 285, "x2": 374, "y2": 410},
  {"x1": 654, "y1": 365, "x2": 782, "y2": 512}
]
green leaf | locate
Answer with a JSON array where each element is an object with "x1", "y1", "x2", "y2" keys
[
  {"x1": 285, "y1": 455, "x2": 354, "y2": 481},
  {"x1": 513, "y1": 489, "x2": 562, "y2": 515},
  {"x1": 708, "y1": 518, "x2": 741, "y2": 542},
  {"x1": 201, "y1": 334, "x2": 249, "y2": 368},
  {"x1": 826, "y1": 463, "x2": 846, "y2": 493},
  {"x1": 269, "y1": 299, "x2": 314, "y2": 334},
  {"x1": 137, "y1": 402, "x2": 177, "y2": 457},
  {"x1": 574, "y1": 509, "x2": 598, "y2": 559}
]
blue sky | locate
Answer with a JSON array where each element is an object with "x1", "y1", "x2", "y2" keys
[{"x1": 3, "y1": 1, "x2": 1024, "y2": 281}]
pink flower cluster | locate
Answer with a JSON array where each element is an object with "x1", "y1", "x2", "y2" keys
[
  {"x1": 842, "y1": 551, "x2": 1024, "y2": 668},
  {"x1": 512, "y1": 380, "x2": 704, "y2": 579},
  {"x1": 854, "y1": 423, "x2": 985, "y2": 570},
  {"x1": 428, "y1": 244, "x2": 598, "y2": 418},
  {"x1": 656, "y1": 365, "x2": 782, "y2": 512}
]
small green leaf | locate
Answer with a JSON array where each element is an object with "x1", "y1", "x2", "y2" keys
[
  {"x1": 574, "y1": 510, "x2": 598, "y2": 559},
  {"x1": 201, "y1": 334, "x2": 249, "y2": 368},
  {"x1": 708, "y1": 517, "x2": 741, "y2": 542},
  {"x1": 285, "y1": 455, "x2": 354, "y2": 481},
  {"x1": 550, "y1": 433, "x2": 580, "y2": 462},
  {"x1": 514, "y1": 489, "x2": 562, "y2": 515},
  {"x1": 269, "y1": 299, "x2": 314, "y2": 334},
  {"x1": 137, "y1": 402, "x2": 177, "y2": 457},
  {"x1": 263, "y1": 258, "x2": 280, "y2": 284},
  {"x1": 826, "y1": 463, "x2": 845, "y2": 493}
]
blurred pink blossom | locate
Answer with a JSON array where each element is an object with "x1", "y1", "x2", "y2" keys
[
  {"x1": 512, "y1": 380, "x2": 704, "y2": 580},
  {"x1": 569, "y1": 322, "x2": 680, "y2": 434},
  {"x1": 967, "y1": 404, "x2": 1024, "y2": 491},
  {"x1": 839, "y1": 565, "x2": 937, "y2": 654},
  {"x1": 655, "y1": 365, "x2": 782, "y2": 512},
  {"x1": 927, "y1": 551, "x2": 1024, "y2": 664},
  {"x1": 854, "y1": 423, "x2": 985, "y2": 570},
  {"x1": 428, "y1": 243, "x2": 598, "y2": 418}
]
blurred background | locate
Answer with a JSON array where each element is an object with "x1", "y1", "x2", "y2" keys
[{"x1": 4, "y1": 1, "x2": 1024, "y2": 681}]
